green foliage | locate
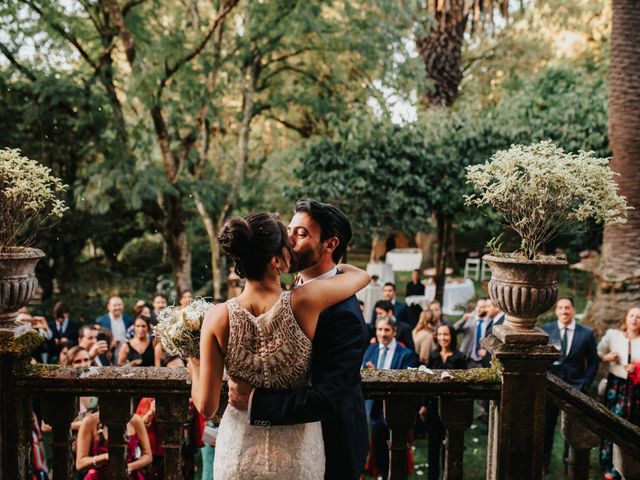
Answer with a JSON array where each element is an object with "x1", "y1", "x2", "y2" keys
[
  {"x1": 292, "y1": 108, "x2": 494, "y2": 242},
  {"x1": 492, "y1": 67, "x2": 609, "y2": 156}
]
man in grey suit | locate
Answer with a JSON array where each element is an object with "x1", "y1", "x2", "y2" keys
[
  {"x1": 454, "y1": 298, "x2": 491, "y2": 423},
  {"x1": 454, "y1": 298, "x2": 490, "y2": 368}
]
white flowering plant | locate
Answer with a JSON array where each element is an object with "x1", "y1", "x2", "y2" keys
[
  {"x1": 0, "y1": 148, "x2": 68, "y2": 252},
  {"x1": 465, "y1": 141, "x2": 629, "y2": 260},
  {"x1": 153, "y1": 298, "x2": 211, "y2": 359}
]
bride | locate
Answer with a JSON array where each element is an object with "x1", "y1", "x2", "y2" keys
[{"x1": 187, "y1": 212, "x2": 369, "y2": 479}]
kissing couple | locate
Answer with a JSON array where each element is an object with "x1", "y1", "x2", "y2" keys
[{"x1": 187, "y1": 199, "x2": 371, "y2": 479}]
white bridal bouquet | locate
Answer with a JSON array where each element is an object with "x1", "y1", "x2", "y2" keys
[{"x1": 153, "y1": 298, "x2": 211, "y2": 358}]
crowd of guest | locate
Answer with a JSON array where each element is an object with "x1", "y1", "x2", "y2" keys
[
  {"x1": 18, "y1": 274, "x2": 640, "y2": 480},
  {"x1": 360, "y1": 273, "x2": 640, "y2": 480},
  {"x1": 20, "y1": 291, "x2": 214, "y2": 480}
]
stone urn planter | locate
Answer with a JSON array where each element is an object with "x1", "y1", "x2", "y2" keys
[
  {"x1": 0, "y1": 247, "x2": 45, "y2": 338},
  {"x1": 483, "y1": 253, "x2": 567, "y2": 344}
]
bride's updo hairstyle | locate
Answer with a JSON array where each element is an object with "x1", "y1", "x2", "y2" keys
[{"x1": 218, "y1": 212, "x2": 291, "y2": 280}]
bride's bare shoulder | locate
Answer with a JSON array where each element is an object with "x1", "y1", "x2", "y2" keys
[{"x1": 203, "y1": 303, "x2": 230, "y2": 331}]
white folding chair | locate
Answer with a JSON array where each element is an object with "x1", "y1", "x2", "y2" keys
[
  {"x1": 464, "y1": 258, "x2": 481, "y2": 281},
  {"x1": 480, "y1": 260, "x2": 491, "y2": 281}
]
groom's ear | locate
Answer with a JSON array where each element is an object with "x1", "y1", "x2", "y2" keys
[{"x1": 324, "y1": 236, "x2": 339, "y2": 253}]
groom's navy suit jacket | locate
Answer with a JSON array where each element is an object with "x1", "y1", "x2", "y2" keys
[
  {"x1": 541, "y1": 320, "x2": 599, "y2": 391},
  {"x1": 250, "y1": 295, "x2": 369, "y2": 480}
]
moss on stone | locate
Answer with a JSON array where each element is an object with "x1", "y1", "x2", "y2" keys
[{"x1": 0, "y1": 329, "x2": 43, "y2": 355}]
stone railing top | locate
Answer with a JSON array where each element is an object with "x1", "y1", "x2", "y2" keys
[
  {"x1": 15, "y1": 364, "x2": 503, "y2": 399},
  {"x1": 15, "y1": 365, "x2": 191, "y2": 396},
  {"x1": 360, "y1": 367, "x2": 502, "y2": 399}
]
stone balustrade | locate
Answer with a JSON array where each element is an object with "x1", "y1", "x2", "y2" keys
[{"x1": 2, "y1": 328, "x2": 640, "y2": 479}]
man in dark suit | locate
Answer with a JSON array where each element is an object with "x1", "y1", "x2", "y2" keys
[
  {"x1": 370, "y1": 282, "x2": 409, "y2": 325},
  {"x1": 373, "y1": 300, "x2": 415, "y2": 352},
  {"x1": 541, "y1": 297, "x2": 599, "y2": 473},
  {"x1": 362, "y1": 316, "x2": 418, "y2": 479},
  {"x1": 46, "y1": 301, "x2": 80, "y2": 362},
  {"x1": 226, "y1": 199, "x2": 370, "y2": 480}
]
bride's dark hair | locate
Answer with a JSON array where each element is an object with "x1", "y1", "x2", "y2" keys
[{"x1": 218, "y1": 212, "x2": 291, "y2": 280}]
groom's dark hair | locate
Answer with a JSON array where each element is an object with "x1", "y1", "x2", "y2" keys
[{"x1": 295, "y1": 199, "x2": 352, "y2": 263}]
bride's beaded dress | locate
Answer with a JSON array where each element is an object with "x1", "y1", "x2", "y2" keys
[{"x1": 213, "y1": 290, "x2": 325, "y2": 479}]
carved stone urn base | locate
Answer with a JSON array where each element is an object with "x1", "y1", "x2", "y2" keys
[
  {"x1": 0, "y1": 247, "x2": 45, "y2": 339},
  {"x1": 492, "y1": 324, "x2": 549, "y2": 345},
  {"x1": 483, "y1": 254, "x2": 568, "y2": 345}
]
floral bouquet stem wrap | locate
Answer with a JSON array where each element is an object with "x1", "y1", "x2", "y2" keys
[{"x1": 153, "y1": 298, "x2": 211, "y2": 359}]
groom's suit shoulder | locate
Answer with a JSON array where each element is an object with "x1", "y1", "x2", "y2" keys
[{"x1": 319, "y1": 295, "x2": 363, "y2": 320}]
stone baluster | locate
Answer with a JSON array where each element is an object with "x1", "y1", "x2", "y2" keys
[
  {"x1": 560, "y1": 412, "x2": 600, "y2": 480},
  {"x1": 384, "y1": 397, "x2": 417, "y2": 480},
  {"x1": 483, "y1": 336, "x2": 559, "y2": 480},
  {"x1": 156, "y1": 394, "x2": 190, "y2": 480},
  {"x1": 0, "y1": 330, "x2": 43, "y2": 479},
  {"x1": 98, "y1": 395, "x2": 133, "y2": 480},
  {"x1": 439, "y1": 398, "x2": 473, "y2": 480},
  {"x1": 41, "y1": 394, "x2": 79, "y2": 480}
]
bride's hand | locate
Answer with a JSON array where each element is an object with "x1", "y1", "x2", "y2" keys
[{"x1": 228, "y1": 376, "x2": 254, "y2": 411}]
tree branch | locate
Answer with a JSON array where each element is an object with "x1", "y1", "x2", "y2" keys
[
  {"x1": 0, "y1": 44, "x2": 37, "y2": 81},
  {"x1": 21, "y1": 0, "x2": 97, "y2": 70},
  {"x1": 265, "y1": 113, "x2": 313, "y2": 138},
  {"x1": 158, "y1": 0, "x2": 239, "y2": 98},
  {"x1": 265, "y1": 47, "x2": 316, "y2": 67},
  {"x1": 107, "y1": 0, "x2": 136, "y2": 65},
  {"x1": 258, "y1": 64, "x2": 333, "y2": 93},
  {"x1": 122, "y1": 0, "x2": 146, "y2": 17}
]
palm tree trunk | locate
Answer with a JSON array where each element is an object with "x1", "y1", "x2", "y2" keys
[
  {"x1": 416, "y1": 12, "x2": 468, "y2": 107},
  {"x1": 589, "y1": 0, "x2": 640, "y2": 334}
]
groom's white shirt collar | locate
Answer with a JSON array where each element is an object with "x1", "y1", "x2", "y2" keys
[{"x1": 297, "y1": 266, "x2": 339, "y2": 286}]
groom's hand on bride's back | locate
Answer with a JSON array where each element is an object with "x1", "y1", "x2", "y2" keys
[{"x1": 228, "y1": 376, "x2": 254, "y2": 411}]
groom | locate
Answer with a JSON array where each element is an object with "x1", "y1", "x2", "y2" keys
[{"x1": 228, "y1": 199, "x2": 370, "y2": 480}]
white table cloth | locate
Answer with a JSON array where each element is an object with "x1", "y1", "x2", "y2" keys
[
  {"x1": 405, "y1": 279, "x2": 476, "y2": 315},
  {"x1": 366, "y1": 262, "x2": 395, "y2": 285},
  {"x1": 356, "y1": 284, "x2": 384, "y2": 324},
  {"x1": 385, "y1": 248, "x2": 423, "y2": 272}
]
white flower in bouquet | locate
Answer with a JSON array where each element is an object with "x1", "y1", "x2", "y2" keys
[
  {"x1": 183, "y1": 309, "x2": 202, "y2": 331},
  {"x1": 153, "y1": 298, "x2": 212, "y2": 359}
]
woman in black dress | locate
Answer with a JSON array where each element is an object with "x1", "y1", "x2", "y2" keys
[
  {"x1": 423, "y1": 322, "x2": 467, "y2": 480},
  {"x1": 117, "y1": 316, "x2": 158, "y2": 367}
]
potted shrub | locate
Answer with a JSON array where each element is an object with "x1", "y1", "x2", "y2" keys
[
  {"x1": 0, "y1": 148, "x2": 67, "y2": 338},
  {"x1": 465, "y1": 141, "x2": 629, "y2": 343}
]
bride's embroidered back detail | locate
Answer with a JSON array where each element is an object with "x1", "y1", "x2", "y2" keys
[
  {"x1": 225, "y1": 290, "x2": 312, "y2": 390},
  {"x1": 215, "y1": 289, "x2": 324, "y2": 479}
]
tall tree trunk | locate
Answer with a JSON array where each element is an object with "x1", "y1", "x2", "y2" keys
[
  {"x1": 416, "y1": 11, "x2": 468, "y2": 107},
  {"x1": 210, "y1": 0, "x2": 255, "y2": 297},
  {"x1": 193, "y1": 192, "x2": 223, "y2": 299},
  {"x1": 589, "y1": 0, "x2": 640, "y2": 334},
  {"x1": 434, "y1": 213, "x2": 452, "y2": 305},
  {"x1": 162, "y1": 194, "x2": 193, "y2": 295}
]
